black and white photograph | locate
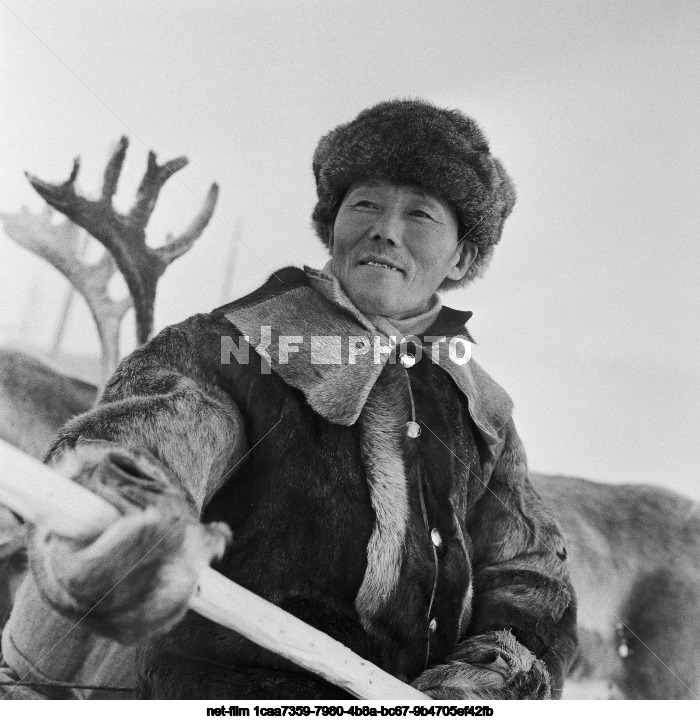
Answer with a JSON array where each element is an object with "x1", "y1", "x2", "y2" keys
[{"x1": 0, "y1": 0, "x2": 698, "y2": 710}]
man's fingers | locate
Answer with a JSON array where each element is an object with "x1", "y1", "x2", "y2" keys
[
  {"x1": 37, "y1": 508, "x2": 184, "y2": 597},
  {"x1": 184, "y1": 521, "x2": 233, "y2": 565},
  {"x1": 0, "y1": 504, "x2": 25, "y2": 557},
  {"x1": 77, "y1": 507, "x2": 182, "y2": 562}
]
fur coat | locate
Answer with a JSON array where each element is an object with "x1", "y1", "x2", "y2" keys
[{"x1": 0, "y1": 266, "x2": 576, "y2": 699}]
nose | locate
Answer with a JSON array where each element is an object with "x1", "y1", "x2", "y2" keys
[{"x1": 369, "y1": 208, "x2": 404, "y2": 246}]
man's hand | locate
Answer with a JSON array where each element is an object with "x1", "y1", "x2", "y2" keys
[
  {"x1": 30, "y1": 443, "x2": 231, "y2": 645},
  {"x1": 411, "y1": 630, "x2": 551, "y2": 700},
  {"x1": 0, "y1": 503, "x2": 25, "y2": 560}
]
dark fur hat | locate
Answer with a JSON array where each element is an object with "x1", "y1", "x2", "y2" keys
[{"x1": 312, "y1": 99, "x2": 516, "y2": 287}]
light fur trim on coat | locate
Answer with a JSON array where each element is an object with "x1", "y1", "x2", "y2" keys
[{"x1": 354, "y1": 368, "x2": 411, "y2": 628}]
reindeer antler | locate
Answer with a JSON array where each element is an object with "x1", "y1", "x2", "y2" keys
[
  {"x1": 0, "y1": 207, "x2": 132, "y2": 380},
  {"x1": 26, "y1": 137, "x2": 219, "y2": 344}
]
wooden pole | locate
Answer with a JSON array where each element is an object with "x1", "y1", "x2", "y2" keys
[
  {"x1": 0, "y1": 439, "x2": 120, "y2": 540},
  {"x1": 0, "y1": 438, "x2": 428, "y2": 700}
]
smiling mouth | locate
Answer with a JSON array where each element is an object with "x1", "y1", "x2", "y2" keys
[{"x1": 361, "y1": 260, "x2": 403, "y2": 273}]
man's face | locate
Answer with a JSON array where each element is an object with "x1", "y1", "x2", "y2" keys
[{"x1": 330, "y1": 179, "x2": 476, "y2": 318}]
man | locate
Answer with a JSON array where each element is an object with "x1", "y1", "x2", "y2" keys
[{"x1": 0, "y1": 99, "x2": 576, "y2": 699}]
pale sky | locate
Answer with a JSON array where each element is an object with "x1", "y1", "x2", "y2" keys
[{"x1": 1, "y1": 0, "x2": 698, "y2": 497}]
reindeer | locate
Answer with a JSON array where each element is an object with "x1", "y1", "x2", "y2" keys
[
  {"x1": 534, "y1": 473, "x2": 700, "y2": 698},
  {"x1": 0, "y1": 137, "x2": 218, "y2": 455},
  {"x1": 0, "y1": 198, "x2": 132, "y2": 460},
  {"x1": 0, "y1": 140, "x2": 698, "y2": 699},
  {"x1": 0, "y1": 138, "x2": 217, "y2": 626}
]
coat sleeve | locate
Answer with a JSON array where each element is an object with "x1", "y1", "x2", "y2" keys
[
  {"x1": 46, "y1": 319, "x2": 247, "y2": 510},
  {"x1": 463, "y1": 418, "x2": 578, "y2": 697},
  {"x1": 0, "y1": 319, "x2": 247, "y2": 699}
]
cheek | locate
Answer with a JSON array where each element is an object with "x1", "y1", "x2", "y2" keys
[
  {"x1": 425, "y1": 241, "x2": 459, "y2": 271},
  {"x1": 411, "y1": 248, "x2": 445, "y2": 277},
  {"x1": 331, "y1": 220, "x2": 357, "y2": 257},
  {"x1": 406, "y1": 249, "x2": 455, "y2": 292}
]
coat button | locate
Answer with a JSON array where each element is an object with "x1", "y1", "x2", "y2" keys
[
  {"x1": 406, "y1": 421, "x2": 421, "y2": 438},
  {"x1": 429, "y1": 618, "x2": 438, "y2": 633},
  {"x1": 399, "y1": 353, "x2": 416, "y2": 368},
  {"x1": 430, "y1": 528, "x2": 443, "y2": 547}
]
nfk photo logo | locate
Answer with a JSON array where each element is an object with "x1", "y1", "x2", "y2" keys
[{"x1": 220, "y1": 327, "x2": 472, "y2": 369}]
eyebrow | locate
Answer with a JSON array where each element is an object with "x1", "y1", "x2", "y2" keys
[{"x1": 399, "y1": 188, "x2": 445, "y2": 214}]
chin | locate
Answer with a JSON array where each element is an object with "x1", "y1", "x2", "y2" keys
[
  {"x1": 349, "y1": 287, "x2": 401, "y2": 317},
  {"x1": 337, "y1": 264, "x2": 414, "y2": 315}
]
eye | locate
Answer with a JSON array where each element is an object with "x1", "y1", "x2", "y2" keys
[
  {"x1": 350, "y1": 199, "x2": 378, "y2": 210},
  {"x1": 409, "y1": 208, "x2": 437, "y2": 221}
]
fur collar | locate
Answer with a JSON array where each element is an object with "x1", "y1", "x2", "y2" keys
[{"x1": 216, "y1": 267, "x2": 512, "y2": 450}]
